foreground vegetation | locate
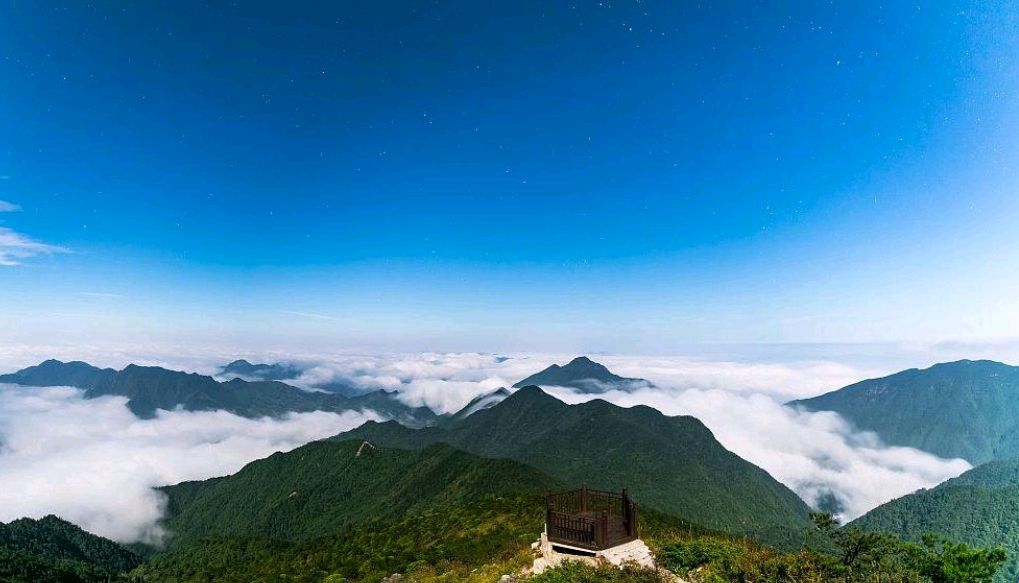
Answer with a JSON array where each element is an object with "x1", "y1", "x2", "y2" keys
[
  {"x1": 649, "y1": 513, "x2": 1005, "y2": 583},
  {"x1": 852, "y1": 458, "x2": 1019, "y2": 583},
  {"x1": 127, "y1": 500, "x2": 1008, "y2": 583},
  {"x1": 3, "y1": 498, "x2": 1006, "y2": 583}
]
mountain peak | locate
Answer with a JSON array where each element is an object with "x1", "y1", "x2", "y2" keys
[
  {"x1": 511, "y1": 356, "x2": 652, "y2": 393},
  {"x1": 0, "y1": 359, "x2": 114, "y2": 391},
  {"x1": 495, "y1": 385, "x2": 570, "y2": 411},
  {"x1": 336, "y1": 378, "x2": 810, "y2": 539},
  {"x1": 500, "y1": 385, "x2": 562, "y2": 407}
]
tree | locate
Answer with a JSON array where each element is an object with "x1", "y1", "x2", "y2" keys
[{"x1": 911, "y1": 534, "x2": 1007, "y2": 583}]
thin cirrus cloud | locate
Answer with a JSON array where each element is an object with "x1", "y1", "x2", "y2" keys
[
  {"x1": 0, "y1": 200, "x2": 68, "y2": 266},
  {"x1": 280, "y1": 310, "x2": 345, "y2": 322},
  {"x1": 0, "y1": 227, "x2": 67, "y2": 266}
]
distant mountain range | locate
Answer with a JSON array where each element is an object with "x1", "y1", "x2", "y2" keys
[
  {"x1": 338, "y1": 385, "x2": 813, "y2": 546},
  {"x1": 0, "y1": 515, "x2": 140, "y2": 583},
  {"x1": 218, "y1": 359, "x2": 364, "y2": 396},
  {"x1": 852, "y1": 457, "x2": 1019, "y2": 583},
  {"x1": 513, "y1": 356, "x2": 653, "y2": 393},
  {"x1": 790, "y1": 359, "x2": 1019, "y2": 464},
  {"x1": 218, "y1": 359, "x2": 304, "y2": 381},
  {"x1": 0, "y1": 359, "x2": 437, "y2": 426}
]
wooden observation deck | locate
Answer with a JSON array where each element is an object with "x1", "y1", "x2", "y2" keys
[{"x1": 545, "y1": 487, "x2": 638, "y2": 551}]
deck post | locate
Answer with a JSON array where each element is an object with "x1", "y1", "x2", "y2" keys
[
  {"x1": 581, "y1": 484, "x2": 588, "y2": 513},
  {"x1": 630, "y1": 502, "x2": 638, "y2": 537},
  {"x1": 599, "y1": 510, "x2": 608, "y2": 547},
  {"x1": 545, "y1": 492, "x2": 552, "y2": 535}
]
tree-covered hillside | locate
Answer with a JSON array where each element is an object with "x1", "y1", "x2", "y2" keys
[
  {"x1": 790, "y1": 360, "x2": 1019, "y2": 464},
  {"x1": 851, "y1": 458, "x2": 1019, "y2": 582},
  {"x1": 0, "y1": 515, "x2": 141, "y2": 582},
  {"x1": 336, "y1": 386, "x2": 814, "y2": 547},
  {"x1": 158, "y1": 439, "x2": 562, "y2": 545}
]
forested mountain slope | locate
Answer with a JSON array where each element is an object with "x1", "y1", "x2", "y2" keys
[
  {"x1": 790, "y1": 360, "x2": 1019, "y2": 464},
  {"x1": 337, "y1": 386, "x2": 813, "y2": 546},
  {"x1": 158, "y1": 439, "x2": 562, "y2": 545},
  {"x1": 851, "y1": 458, "x2": 1019, "y2": 582}
]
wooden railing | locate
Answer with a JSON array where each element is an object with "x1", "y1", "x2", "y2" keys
[
  {"x1": 545, "y1": 486, "x2": 638, "y2": 550},
  {"x1": 547, "y1": 511, "x2": 597, "y2": 547}
]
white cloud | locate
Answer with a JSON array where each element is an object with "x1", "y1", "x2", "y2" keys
[
  {"x1": 0, "y1": 384, "x2": 380, "y2": 543},
  {"x1": 0, "y1": 200, "x2": 20, "y2": 212},
  {"x1": 290, "y1": 352, "x2": 540, "y2": 414},
  {"x1": 0, "y1": 226, "x2": 67, "y2": 266}
]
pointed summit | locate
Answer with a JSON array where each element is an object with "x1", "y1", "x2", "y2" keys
[{"x1": 512, "y1": 356, "x2": 652, "y2": 393}]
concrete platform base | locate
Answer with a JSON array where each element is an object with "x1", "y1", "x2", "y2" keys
[{"x1": 531, "y1": 530, "x2": 655, "y2": 574}]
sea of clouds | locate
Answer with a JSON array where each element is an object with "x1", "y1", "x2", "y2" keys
[
  {"x1": 0, "y1": 384, "x2": 378, "y2": 543},
  {"x1": 0, "y1": 348, "x2": 972, "y2": 543}
]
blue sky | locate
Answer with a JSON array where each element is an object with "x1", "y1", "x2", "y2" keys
[{"x1": 2, "y1": 1, "x2": 1018, "y2": 354}]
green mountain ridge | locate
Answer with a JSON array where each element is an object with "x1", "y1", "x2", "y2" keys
[
  {"x1": 789, "y1": 359, "x2": 1019, "y2": 464},
  {"x1": 157, "y1": 439, "x2": 563, "y2": 545},
  {"x1": 851, "y1": 457, "x2": 1019, "y2": 583},
  {"x1": 0, "y1": 359, "x2": 437, "y2": 425},
  {"x1": 0, "y1": 515, "x2": 141, "y2": 583},
  {"x1": 336, "y1": 385, "x2": 814, "y2": 547}
]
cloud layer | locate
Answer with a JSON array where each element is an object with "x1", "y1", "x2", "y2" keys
[
  {"x1": 0, "y1": 384, "x2": 378, "y2": 543},
  {"x1": 0, "y1": 350, "x2": 973, "y2": 543}
]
